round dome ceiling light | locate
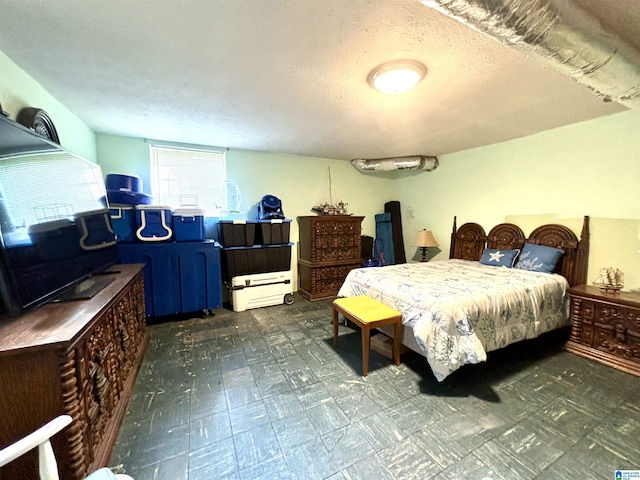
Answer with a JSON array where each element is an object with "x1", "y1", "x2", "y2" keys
[{"x1": 367, "y1": 60, "x2": 427, "y2": 95}]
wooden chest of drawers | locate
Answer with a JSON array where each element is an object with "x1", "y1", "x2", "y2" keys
[
  {"x1": 565, "y1": 285, "x2": 640, "y2": 376},
  {"x1": 0, "y1": 264, "x2": 148, "y2": 480},
  {"x1": 297, "y1": 215, "x2": 364, "y2": 301}
]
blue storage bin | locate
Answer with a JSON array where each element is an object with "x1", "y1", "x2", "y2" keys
[
  {"x1": 106, "y1": 173, "x2": 143, "y2": 192},
  {"x1": 135, "y1": 205, "x2": 173, "y2": 242},
  {"x1": 109, "y1": 205, "x2": 136, "y2": 242},
  {"x1": 118, "y1": 240, "x2": 222, "y2": 317},
  {"x1": 106, "y1": 173, "x2": 153, "y2": 205},
  {"x1": 173, "y1": 207, "x2": 205, "y2": 242},
  {"x1": 107, "y1": 189, "x2": 153, "y2": 205}
]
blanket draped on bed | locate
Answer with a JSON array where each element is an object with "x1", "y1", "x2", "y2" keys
[{"x1": 337, "y1": 260, "x2": 570, "y2": 381}]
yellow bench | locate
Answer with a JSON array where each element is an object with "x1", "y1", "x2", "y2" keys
[{"x1": 332, "y1": 296, "x2": 402, "y2": 376}]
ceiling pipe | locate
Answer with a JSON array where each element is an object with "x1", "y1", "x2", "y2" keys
[
  {"x1": 418, "y1": 0, "x2": 640, "y2": 108},
  {"x1": 351, "y1": 155, "x2": 439, "y2": 172}
]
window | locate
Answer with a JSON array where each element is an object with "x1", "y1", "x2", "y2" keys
[{"x1": 149, "y1": 145, "x2": 226, "y2": 215}]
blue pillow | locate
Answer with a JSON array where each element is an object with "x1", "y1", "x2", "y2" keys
[
  {"x1": 514, "y1": 243, "x2": 564, "y2": 273},
  {"x1": 480, "y1": 248, "x2": 520, "y2": 267}
]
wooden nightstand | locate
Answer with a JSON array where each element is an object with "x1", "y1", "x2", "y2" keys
[{"x1": 565, "y1": 285, "x2": 640, "y2": 376}]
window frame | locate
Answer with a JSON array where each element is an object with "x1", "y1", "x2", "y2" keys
[{"x1": 149, "y1": 144, "x2": 227, "y2": 215}]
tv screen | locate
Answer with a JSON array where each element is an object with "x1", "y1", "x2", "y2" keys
[{"x1": 0, "y1": 114, "x2": 119, "y2": 317}]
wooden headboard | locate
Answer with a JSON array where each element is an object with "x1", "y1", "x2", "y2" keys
[{"x1": 449, "y1": 216, "x2": 590, "y2": 287}]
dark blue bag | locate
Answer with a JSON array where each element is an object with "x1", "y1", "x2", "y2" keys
[{"x1": 374, "y1": 212, "x2": 395, "y2": 265}]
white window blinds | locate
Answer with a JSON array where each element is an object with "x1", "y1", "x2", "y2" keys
[{"x1": 149, "y1": 145, "x2": 226, "y2": 214}]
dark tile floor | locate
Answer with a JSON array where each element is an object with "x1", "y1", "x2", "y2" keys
[{"x1": 110, "y1": 294, "x2": 640, "y2": 480}]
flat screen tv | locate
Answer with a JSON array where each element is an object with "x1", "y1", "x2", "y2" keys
[{"x1": 0, "y1": 114, "x2": 119, "y2": 317}]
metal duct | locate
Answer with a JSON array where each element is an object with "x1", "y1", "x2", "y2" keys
[
  {"x1": 419, "y1": 0, "x2": 640, "y2": 108},
  {"x1": 351, "y1": 155, "x2": 439, "y2": 172}
]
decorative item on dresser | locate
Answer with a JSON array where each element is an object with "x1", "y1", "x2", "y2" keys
[
  {"x1": 297, "y1": 215, "x2": 364, "y2": 301},
  {"x1": 592, "y1": 266, "x2": 624, "y2": 292},
  {"x1": 0, "y1": 264, "x2": 148, "y2": 480},
  {"x1": 565, "y1": 285, "x2": 640, "y2": 377}
]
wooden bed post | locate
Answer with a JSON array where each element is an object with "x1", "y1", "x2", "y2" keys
[
  {"x1": 574, "y1": 215, "x2": 590, "y2": 286},
  {"x1": 449, "y1": 216, "x2": 457, "y2": 259}
]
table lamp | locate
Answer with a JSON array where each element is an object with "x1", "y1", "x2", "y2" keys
[{"x1": 413, "y1": 229, "x2": 439, "y2": 262}]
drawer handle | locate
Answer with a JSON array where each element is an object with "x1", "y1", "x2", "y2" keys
[{"x1": 615, "y1": 323, "x2": 627, "y2": 343}]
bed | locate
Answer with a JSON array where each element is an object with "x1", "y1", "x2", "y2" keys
[{"x1": 336, "y1": 216, "x2": 590, "y2": 381}]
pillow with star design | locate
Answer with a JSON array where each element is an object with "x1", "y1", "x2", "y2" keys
[{"x1": 479, "y1": 248, "x2": 520, "y2": 268}]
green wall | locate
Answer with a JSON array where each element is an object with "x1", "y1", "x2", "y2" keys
[
  {"x1": 96, "y1": 133, "x2": 400, "y2": 288},
  {"x1": 0, "y1": 51, "x2": 97, "y2": 161},
  {"x1": 397, "y1": 110, "x2": 640, "y2": 291},
  {"x1": 97, "y1": 111, "x2": 640, "y2": 292},
  {"x1": 96, "y1": 134, "x2": 398, "y2": 237}
]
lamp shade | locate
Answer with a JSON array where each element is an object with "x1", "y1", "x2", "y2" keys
[{"x1": 413, "y1": 229, "x2": 439, "y2": 248}]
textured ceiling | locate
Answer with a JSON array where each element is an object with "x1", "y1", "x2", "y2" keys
[{"x1": 0, "y1": 0, "x2": 637, "y2": 160}]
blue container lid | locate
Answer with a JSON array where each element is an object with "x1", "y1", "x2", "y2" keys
[
  {"x1": 107, "y1": 189, "x2": 153, "y2": 205},
  {"x1": 106, "y1": 173, "x2": 143, "y2": 193}
]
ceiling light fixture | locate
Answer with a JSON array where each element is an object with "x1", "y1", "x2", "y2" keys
[{"x1": 367, "y1": 60, "x2": 427, "y2": 94}]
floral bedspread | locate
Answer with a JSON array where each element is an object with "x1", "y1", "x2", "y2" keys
[{"x1": 337, "y1": 259, "x2": 570, "y2": 381}]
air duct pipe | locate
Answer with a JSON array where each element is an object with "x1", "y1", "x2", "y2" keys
[
  {"x1": 351, "y1": 155, "x2": 439, "y2": 172},
  {"x1": 419, "y1": 0, "x2": 640, "y2": 108}
]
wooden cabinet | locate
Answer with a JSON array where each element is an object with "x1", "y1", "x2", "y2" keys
[
  {"x1": 565, "y1": 285, "x2": 640, "y2": 376},
  {"x1": 297, "y1": 215, "x2": 364, "y2": 301},
  {"x1": 0, "y1": 264, "x2": 148, "y2": 480}
]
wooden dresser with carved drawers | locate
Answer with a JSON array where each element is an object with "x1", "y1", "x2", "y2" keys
[
  {"x1": 0, "y1": 264, "x2": 148, "y2": 480},
  {"x1": 297, "y1": 215, "x2": 364, "y2": 301},
  {"x1": 565, "y1": 285, "x2": 640, "y2": 376}
]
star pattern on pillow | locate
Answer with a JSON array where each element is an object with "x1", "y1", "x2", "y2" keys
[
  {"x1": 489, "y1": 250, "x2": 505, "y2": 263},
  {"x1": 480, "y1": 248, "x2": 520, "y2": 267}
]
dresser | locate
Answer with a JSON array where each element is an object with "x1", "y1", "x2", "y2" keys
[
  {"x1": 565, "y1": 285, "x2": 640, "y2": 376},
  {"x1": 0, "y1": 264, "x2": 148, "y2": 480},
  {"x1": 297, "y1": 215, "x2": 364, "y2": 301}
]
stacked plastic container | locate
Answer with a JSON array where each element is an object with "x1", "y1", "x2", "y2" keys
[
  {"x1": 218, "y1": 219, "x2": 294, "y2": 312},
  {"x1": 106, "y1": 173, "x2": 175, "y2": 243},
  {"x1": 106, "y1": 173, "x2": 153, "y2": 207},
  {"x1": 108, "y1": 177, "x2": 221, "y2": 317},
  {"x1": 107, "y1": 177, "x2": 206, "y2": 244},
  {"x1": 171, "y1": 195, "x2": 206, "y2": 242},
  {"x1": 107, "y1": 174, "x2": 153, "y2": 243}
]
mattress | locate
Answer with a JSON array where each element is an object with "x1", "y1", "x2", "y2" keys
[{"x1": 337, "y1": 259, "x2": 570, "y2": 381}]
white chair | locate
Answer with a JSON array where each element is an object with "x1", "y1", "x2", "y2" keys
[{"x1": 0, "y1": 415, "x2": 133, "y2": 480}]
